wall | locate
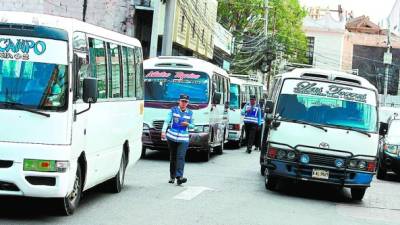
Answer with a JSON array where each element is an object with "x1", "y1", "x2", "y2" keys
[
  {"x1": 305, "y1": 30, "x2": 344, "y2": 70},
  {"x1": 0, "y1": 0, "x2": 134, "y2": 35}
]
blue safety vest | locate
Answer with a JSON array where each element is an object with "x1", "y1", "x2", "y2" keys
[
  {"x1": 166, "y1": 106, "x2": 193, "y2": 143},
  {"x1": 243, "y1": 103, "x2": 260, "y2": 124}
]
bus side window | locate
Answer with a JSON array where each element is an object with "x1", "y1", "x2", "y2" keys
[
  {"x1": 134, "y1": 47, "x2": 144, "y2": 100},
  {"x1": 88, "y1": 38, "x2": 107, "y2": 99},
  {"x1": 122, "y1": 46, "x2": 135, "y2": 98},
  {"x1": 107, "y1": 43, "x2": 121, "y2": 98},
  {"x1": 72, "y1": 32, "x2": 88, "y2": 101}
]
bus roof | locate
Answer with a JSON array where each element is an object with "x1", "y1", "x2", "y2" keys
[
  {"x1": 144, "y1": 56, "x2": 229, "y2": 78},
  {"x1": 0, "y1": 11, "x2": 141, "y2": 47},
  {"x1": 230, "y1": 77, "x2": 264, "y2": 88},
  {"x1": 278, "y1": 68, "x2": 377, "y2": 91}
]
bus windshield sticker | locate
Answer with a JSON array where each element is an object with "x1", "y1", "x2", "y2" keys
[
  {"x1": 145, "y1": 71, "x2": 172, "y2": 78},
  {"x1": 0, "y1": 35, "x2": 68, "y2": 65},
  {"x1": 281, "y1": 79, "x2": 376, "y2": 105}
]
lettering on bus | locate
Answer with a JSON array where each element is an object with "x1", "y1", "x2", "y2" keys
[
  {"x1": 174, "y1": 72, "x2": 201, "y2": 80},
  {"x1": 293, "y1": 81, "x2": 367, "y2": 103},
  {"x1": 145, "y1": 71, "x2": 172, "y2": 78},
  {"x1": 0, "y1": 38, "x2": 47, "y2": 61}
]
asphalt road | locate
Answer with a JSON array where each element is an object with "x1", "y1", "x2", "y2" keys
[{"x1": 0, "y1": 147, "x2": 399, "y2": 225}]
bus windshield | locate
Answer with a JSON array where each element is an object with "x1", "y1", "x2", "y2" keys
[
  {"x1": 276, "y1": 79, "x2": 378, "y2": 132},
  {"x1": 0, "y1": 35, "x2": 68, "y2": 110},
  {"x1": 144, "y1": 70, "x2": 209, "y2": 104},
  {"x1": 230, "y1": 83, "x2": 240, "y2": 109}
]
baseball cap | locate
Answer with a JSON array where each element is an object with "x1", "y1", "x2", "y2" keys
[{"x1": 180, "y1": 94, "x2": 190, "y2": 101}]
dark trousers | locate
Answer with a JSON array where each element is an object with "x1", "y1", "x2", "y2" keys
[
  {"x1": 255, "y1": 123, "x2": 263, "y2": 148},
  {"x1": 244, "y1": 123, "x2": 259, "y2": 151},
  {"x1": 167, "y1": 140, "x2": 189, "y2": 179}
]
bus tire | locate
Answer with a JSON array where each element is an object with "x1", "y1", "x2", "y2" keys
[
  {"x1": 260, "y1": 165, "x2": 266, "y2": 176},
  {"x1": 376, "y1": 163, "x2": 387, "y2": 180},
  {"x1": 351, "y1": 188, "x2": 366, "y2": 201},
  {"x1": 55, "y1": 164, "x2": 82, "y2": 216},
  {"x1": 265, "y1": 175, "x2": 278, "y2": 191},
  {"x1": 201, "y1": 149, "x2": 210, "y2": 162},
  {"x1": 215, "y1": 139, "x2": 224, "y2": 155},
  {"x1": 140, "y1": 147, "x2": 146, "y2": 159},
  {"x1": 107, "y1": 152, "x2": 127, "y2": 193}
]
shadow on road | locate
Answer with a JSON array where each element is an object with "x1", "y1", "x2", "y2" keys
[
  {"x1": 272, "y1": 180, "x2": 353, "y2": 203},
  {"x1": 141, "y1": 149, "x2": 225, "y2": 163}
]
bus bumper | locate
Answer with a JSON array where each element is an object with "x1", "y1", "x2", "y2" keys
[
  {"x1": 263, "y1": 159, "x2": 374, "y2": 187},
  {"x1": 142, "y1": 130, "x2": 210, "y2": 152},
  {"x1": 0, "y1": 142, "x2": 76, "y2": 198}
]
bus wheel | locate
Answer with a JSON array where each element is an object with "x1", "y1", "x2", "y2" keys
[
  {"x1": 201, "y1": 149, "x2": 210, "y2": 162},
  {"x1": 260, "y1": 165, "x2": 266, "y2": 176},
  {"x1": 107, "y1": 152, "x2": 127, "y2": 193},
  {"x1": 264, "y1": 168, "x2": 277, "y2": 190},
  {"x1": 351, "y1": 188, "x2": 366, "y2": 201},
  {"x1": 140, "y1": 147, "x2": 147, "y2": 159},
  {"x1": 376, "y1": 163, "x2": 387, "y2": 180},
  {"x1": 214, "y1": 139, "x2": 224, "y2": 155},
  {"x1": 56, "y1": 164, "x2": 82, "y2": 216}
]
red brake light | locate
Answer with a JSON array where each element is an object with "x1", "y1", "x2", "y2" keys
[
  {"x1": 267, "y1": 148, "x2": 277, "y2": 159},
  {"x1": 367, "y1": 161, "x2": 376, "y2": 172}
]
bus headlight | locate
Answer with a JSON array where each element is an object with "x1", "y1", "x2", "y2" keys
[
  {"x1": 358, "y1": 161, "x2": 367, "y2": 170},
  {"x1": 287, "y1": 151, "x2": 296, "y2": 160}
]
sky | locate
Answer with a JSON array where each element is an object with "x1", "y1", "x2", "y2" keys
[{"x1": 300, "y1": 0, "x2": 396, "y2": 25}]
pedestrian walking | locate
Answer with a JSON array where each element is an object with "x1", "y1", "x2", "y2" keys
[
  {"x1": 161, "y1": 94, "x2": 194, "y2": 185},
  {"x1": 242, "y1": 95, "x2": 262, "y2": 154}
]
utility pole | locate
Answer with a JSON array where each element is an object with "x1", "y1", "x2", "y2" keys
[
  {"x1": 161, "y1": 0, "x2": 176, "y2": 56},
  {"x1": 262, "y1": 0, "x2": 269, "y2": 85},
  {"x1": 383, "y1": 19, "x2": 392, "y2": 106},
  {"x1": 149, "y1": 0, "x2": 160, "y2": 57}
]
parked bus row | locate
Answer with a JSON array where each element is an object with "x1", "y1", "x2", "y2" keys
[{"x1": 141, "y1": 57, "x2": 267, "y2": 161}]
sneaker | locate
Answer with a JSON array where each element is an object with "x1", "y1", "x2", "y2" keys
[
  {"x1": 168, "y1": 178, "x2": 175, "y2": 184},
  {"x1": 246, "y1": 149, "x2": 252, "y2": 154},
  {"x1": 176, "y1": 177, "x2": 187, "y2": 185}
]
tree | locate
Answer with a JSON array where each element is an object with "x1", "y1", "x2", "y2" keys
[{"x1": 218, "y1": 0, "x2": 308, "y2": 74}]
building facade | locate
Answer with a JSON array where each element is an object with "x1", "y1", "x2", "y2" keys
[
  {"x1": 303, "y1": 8, "x2": 346, "y2": 71},
  {"x1": 342, "y1": 16, "x2": 400, "y2": 95}
]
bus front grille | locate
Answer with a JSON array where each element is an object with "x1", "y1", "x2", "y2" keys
[
  {"x1": 153, "y1": 120, "x2": 164, "y2": 130},
  {"x1": 308, "y1": 153, "x2": 346, "y2": 167}
]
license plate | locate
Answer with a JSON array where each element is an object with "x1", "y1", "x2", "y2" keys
[
  {"x1": 228, "y1": 133, "x2": 236, "y2": 139},
  {"x1": 312, "y1": 169, "x2": 329, "y2": 179}
]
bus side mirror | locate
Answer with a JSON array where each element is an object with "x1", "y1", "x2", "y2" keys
[
  {"x1": 265, "y1": 100, "x2": 274, "y2": 114},
  {"x1": 241, "y1": 102, "x2": 246, "y2": 109},
  {"x1": 212, "y1": 92, "x2": 222, "y2": 105},
  {"x1": 83, "y1": 77, "x2": 98, "y2": 104},
  {"x1": 379, "y1": 122, "x2": 388, "y2": 136}
]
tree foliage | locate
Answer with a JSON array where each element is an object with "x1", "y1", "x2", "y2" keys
[{"x1": 218, "y1": 0, "x2": 308, "y2": 73}]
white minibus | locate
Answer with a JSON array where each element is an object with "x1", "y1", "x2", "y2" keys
[
  {"x1": 142, "y1": 57, "x2": 229, "y2": 161},
  {"x1": 0, "y1": 11, "x2": 144, "y2": 215},
  {"x1": 228, "y1": 77, "x2": 264, "y2": 148},
  {"x1": 261, "y1": 68, "x2": 383, "y2": 201}
]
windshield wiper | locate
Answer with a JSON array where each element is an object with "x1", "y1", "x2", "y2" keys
[
  {"x1": 329, "y1": 124, "x2": 371, "y2": 138},
  {"x1": 287, "y1": 119, "x2": 328, "y2": 132},
  {"x1": 0, "y1": 101, "x2": 50, "y2": 118}
]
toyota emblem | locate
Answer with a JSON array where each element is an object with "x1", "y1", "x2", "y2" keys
[{"x1": 319, "y1": 142, "x2": 330, "y2": 149}]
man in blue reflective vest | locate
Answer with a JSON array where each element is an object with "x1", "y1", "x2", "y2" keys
[
  {"x1": 161, "y1": 94, "x2": 194, "y2": 185},
  {"x1": 241, "y1": 95, "x2": 262, "y2": 154}
]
